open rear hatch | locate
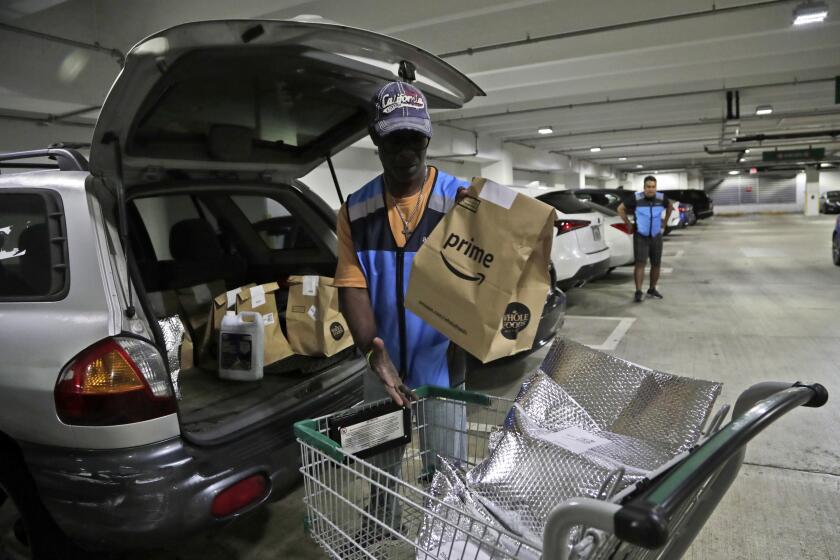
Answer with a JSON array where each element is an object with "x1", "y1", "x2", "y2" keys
[{"x1": 89, "y1": 18, "x2": 483, "y2": 443}]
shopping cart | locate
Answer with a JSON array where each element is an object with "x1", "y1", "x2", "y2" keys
[{"x1": 295, "y1": 381, "x2": 827, "y2": 559}]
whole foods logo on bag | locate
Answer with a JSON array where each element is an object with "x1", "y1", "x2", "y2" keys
[
  {"x1": 440, "y1": 233, "x2": 494, "y2": 285},
  {"x1": 500, "y1": 302, "x2": 530, "y2": 340},
  {"x1": 330, "y1": 322, "x2": 345, "y2": 341}
]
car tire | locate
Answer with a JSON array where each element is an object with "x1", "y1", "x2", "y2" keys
[
  {"x1": 0, "y1": 440, "x2": 85, "y2": 560},
  {"x1": 833, "y1": 234, "x2": 840, "y2": 267}
]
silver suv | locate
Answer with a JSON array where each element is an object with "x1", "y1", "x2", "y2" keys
[{"x1": 0, "y1": 18, "x2": 486, "y2": 557}]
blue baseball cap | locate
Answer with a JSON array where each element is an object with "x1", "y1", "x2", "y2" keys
[{"x1": 371, "y1": 81, "x2": 432, "y2": 139}]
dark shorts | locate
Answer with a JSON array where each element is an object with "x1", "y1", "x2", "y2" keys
[{"x1": 633, "y1": 233, "x2": 663, "y2": 266}]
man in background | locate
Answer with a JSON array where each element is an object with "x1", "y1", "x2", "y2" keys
[{"x1": 618, "y1": 175, "x2": 671, "y2": 302}]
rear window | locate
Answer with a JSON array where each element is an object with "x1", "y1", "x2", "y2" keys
[
  {"x1": 231, "y1": 195, "x2": 317, "y2": 250},
  {"x1": 0, "y1": 191, "x2": 68, "y2": 300},
  {"x1": 537, "y1": 191, "x2": 594, "y2": 214},
  {"x1": 129, "y1": 51, "x2": 372, "y2": 163},
  {"x1": 826, "y1": 191, "x2": 840, "y2": 200}
]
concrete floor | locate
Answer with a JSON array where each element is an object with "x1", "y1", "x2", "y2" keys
[{"x1": 130, "y1": 214, "x2": 840, "y2": 559}]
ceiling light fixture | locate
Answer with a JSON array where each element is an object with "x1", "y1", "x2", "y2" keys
[
  {"x1": 619, "y1": 157, "x2": 627, "y2": 161},
  {"x1": 739, "y1": 158, "x2": 746, "y2": 162},
  {"x1": 755, "y1": 105, "x2": 773, "y2": 116},
  {"x1": 728, "y1": 170, "x2": 739, "y2": 175},
  {"x1": 744, "y1": 148, "x2": 751, "y2": 154},
  {"x1": 793, "y1": 1, "x2": 828, "y2": 24},
  {"x1": 590, "y1": 147, "x2": 602, "y2": 152},
  {"x1": 538, "y1": 127, "x2": 553, "y2": 135},
  {"x1": 820, "y1": 162, "x2": 832, "y2": 167},
  {"x1": 636, "y1": 164, "x2": 644, "y2": 169}
]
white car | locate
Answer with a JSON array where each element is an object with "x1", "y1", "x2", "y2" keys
[
  {"x1": 585, "y1": 202, "x2": 634, "y2": 269},
  {"x1": 533, "y1": 190, "x2": 611, "y2": 289}
]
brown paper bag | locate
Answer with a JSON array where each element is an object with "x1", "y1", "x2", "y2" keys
[
  {"x1": 180, "y1": 328, "x2": 194, "y2": 371},
  {"x1": 405, "y1": 178, "x2": 554, "y2": 363},
  {"x1": 286, "y1": 276, "x2": 353, "y2": 357},
  {"x1": 236, "y1": 282, "x2": 294, "y2": 366},
  {"x1": 198, "y1": 283, "x2": 256, "y2": 367}
]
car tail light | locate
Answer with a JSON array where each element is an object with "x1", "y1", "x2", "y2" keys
[
  {"x1": 555, "y1": 219, "x2": 590, "y2": 235},
  {"x1": 679, "y1": 207, "x2": 686, "y2": 213},
  {"x1": 55, "y1": 337, "x2": 176, "y2": 426},
  {"x1": 611, "y1": 222, "x2": 632, "y2": 235},
  {"x1": 211, "y1": 474, "x2": 268, "y2": 517}
]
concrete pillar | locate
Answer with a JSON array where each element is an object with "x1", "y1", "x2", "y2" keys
[
  {"x1": 551, "y1": 170, "x2": 584, "y2": 190},
  {"x1": 804, "y1": 168, "x2": 820, "y2": 216},
  {"x1": 479, "y1": 149, "x2": 513, "y2": 184}
]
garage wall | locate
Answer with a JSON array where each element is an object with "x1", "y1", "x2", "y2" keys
[
  {"x1": 705, "y1": 172, "x2": 803, "y2": 213},
  {"x1": 820, "y1": 170, "x2": 840, "y2": 192}
]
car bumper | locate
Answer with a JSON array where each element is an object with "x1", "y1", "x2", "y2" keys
[
  {"x1": 533, "y1": 286, "x2": 565, "y2": 349},
  {"x1": 557, "y1": 254, "x2": 611, "y2": 289},
  {"x1": 20, "y1": 361, "x2": 365, "y2": 551},
  {"x1": 697, "y1": 209, "x2": 714, "y2": 219}
]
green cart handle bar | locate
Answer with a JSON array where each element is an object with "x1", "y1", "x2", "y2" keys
[
  {"x1": 614, "y1": 381, "x2": 828, "y2": 549},
  {"x1": 294, "y1": 385, "x2": 493, "y2": 462}
]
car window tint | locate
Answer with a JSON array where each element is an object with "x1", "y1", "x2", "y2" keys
[
  {"x1": 538, "y1": 192, "x2": 593, "y2": 214},
  {"x1": 826, "y1": 191, "x2": 840, "y2": 200},
  {"x1": 134, "y1": 195, "x2": 201, "y2": 260},
  {"x1": 0, "y1": 193, "x2": 66, "y2": 299},
  {"x1": 231, "y1": 195, "x2": 317, "y2": 250}
]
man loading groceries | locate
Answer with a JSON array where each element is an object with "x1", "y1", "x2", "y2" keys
[{"x1": 334, "y1": 81, "x2": 469, "y2": 530}]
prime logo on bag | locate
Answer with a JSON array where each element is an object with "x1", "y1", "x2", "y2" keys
[
  {"x1": 500, "y1": 302, "x2": 530, "y2": 340},
  {"x1": 440, "y1": 233, "x2": 494, "y2": 284},
  {"x1": 329, "y1": 322, "x2": 345, "y2": 341}
]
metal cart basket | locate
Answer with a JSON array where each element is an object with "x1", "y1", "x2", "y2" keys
[{"x1": 295, "y1": 381, "x2": 826, "y2": 560}]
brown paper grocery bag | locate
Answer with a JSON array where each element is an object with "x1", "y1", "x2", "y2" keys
[
  {"x1": 405, "y1": 178, "x2": 554, "y2": 363},
  {"x1": 180, "y1": 328, "x2": 194, "y2": 371},
  {"x1": 198, "y1": 283, "x2": 255, "y2": 367},
  {"x1": 286, "y1": 276, "x2": 353, "y2": 357},
  {"x1": 236, "y1": 282, "x2": 294, "y2": 366}
]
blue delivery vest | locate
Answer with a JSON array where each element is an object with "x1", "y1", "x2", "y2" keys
[
  {"x1": 346, "y1": 168, "x2": 468, "y2": 389},
  {"x1": 634, "y1": 192, "x2": 666, "y2": 237}
]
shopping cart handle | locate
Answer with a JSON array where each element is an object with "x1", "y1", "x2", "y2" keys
[
  {"x1": 613, "y1": 381, "x2": 827, "y2": 550},
  {"x1": 294, "y1": 419, "x2": 345, "y2": 463}
]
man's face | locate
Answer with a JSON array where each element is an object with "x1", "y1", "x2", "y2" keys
[
  {"x1": 374, "y1": 130, "x2": 429, "y2": 184},
  {"x1": 643, "y1": 180, "x2": 657, "y2": 198}
]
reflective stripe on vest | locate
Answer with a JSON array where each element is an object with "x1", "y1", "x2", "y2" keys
[{"x1": 346, "y1": 168, "x2": 468, "y2": 389}]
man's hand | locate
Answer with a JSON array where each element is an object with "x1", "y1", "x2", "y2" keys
[
  {"x1": 455, "y1": 187, "x2": 470, "y2": 204},
  {"x1": 369, "y1": 337, "x2": 417, "y2": 407}
]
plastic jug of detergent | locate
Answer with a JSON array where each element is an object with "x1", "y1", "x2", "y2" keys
[{"x1": 218, "y1": 311, "x2": 264, "y2": 381}]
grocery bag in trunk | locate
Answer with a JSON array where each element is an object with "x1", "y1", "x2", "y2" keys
[
  {"x1": 286, "y1": 276, "x2": 353, "y2": 357},
  {"x1": 236, "y1": 282, "x2": 294, "y2": 366},
  {"x1": 405, "y1": 178, "x2": 554, "y2": 363}
]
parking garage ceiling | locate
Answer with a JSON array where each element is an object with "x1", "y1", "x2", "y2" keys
[{"x1": 1, "y1": 0, "x2": 839, "y2": 174}]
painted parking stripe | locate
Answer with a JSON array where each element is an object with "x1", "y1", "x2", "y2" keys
[{"x1": 564, "y1": 316, "x2": 637, "y2": 351}]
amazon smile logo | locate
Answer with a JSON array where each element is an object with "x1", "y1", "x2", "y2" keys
[{"x1": 440, "y1": 233, "x2": 494, "y2": 284}]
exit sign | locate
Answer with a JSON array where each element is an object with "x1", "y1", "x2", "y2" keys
[{"x1": 762, "y1": 148, "x2": 825, "y2": 162}]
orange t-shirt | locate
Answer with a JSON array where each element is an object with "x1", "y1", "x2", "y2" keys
[{"x1": 335, "y1": 168, "x2": 438, "y2": 289}]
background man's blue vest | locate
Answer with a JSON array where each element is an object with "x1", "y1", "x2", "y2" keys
[
  {"x1": 346, "y1": 168, "x2": 468, "y2": 388},
  {"x1": 634, "y1": 192, "x2": 665, "y2": 237}
]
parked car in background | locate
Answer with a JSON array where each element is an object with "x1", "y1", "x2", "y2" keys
[
  {"x1": 820, "y1": 191, "x2": 840, "y2": 214},
  {"x1": 833, "y1": 214, "x2": 840, "y2": 266},
  {"x1": 677, "y1": 200, "x2": 697, "y2": 226},
  {"x1": 0, "y1": 18, "x2": 496, "y2": 556},
  {"x1": 533, "y1": 190, "x2": 611, "y2": 289},
  {"x1": 584, "y1": 202, "x2": 634, "y2": 269},
  {"x1": 664, "y1": 189, "x2": 714, "y2": 219}
]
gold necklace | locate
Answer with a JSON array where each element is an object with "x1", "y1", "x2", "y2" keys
[{"x1": 391, "y1": 168, "x2": 428, "y2": 239}]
